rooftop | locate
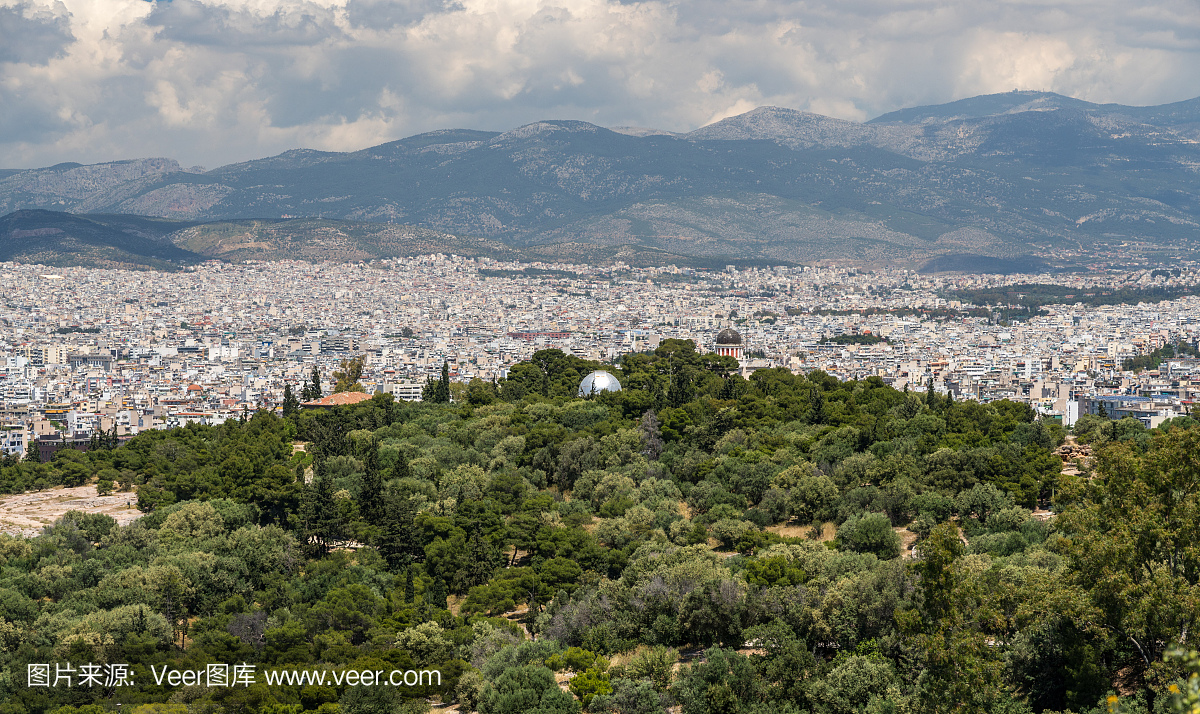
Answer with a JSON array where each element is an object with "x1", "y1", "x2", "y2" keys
[{"x1": 301, "y1": 391, "x2": 374, "y2": 408}]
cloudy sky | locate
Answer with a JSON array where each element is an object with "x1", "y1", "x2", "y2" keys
[{"x1": 2, "y1": 0, "x2": 1198, "y2": 169}]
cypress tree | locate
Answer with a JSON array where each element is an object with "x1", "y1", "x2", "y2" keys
[
  {"x1": 435, "y1": 361, "x2": 451, "y2": 403},
  {"x1": 461, "y1": 524, "x2": 498, "y2": 589},
  {"x1": 314, "y1": 472, "x2": 344, "y2": 554},
  {"x1": 282, "y1": 383, "x2": 299, "y2": 416},
  {"x1": 359, "y1": 438, "x2": 384, "y2": 527},
  {"x1": 300, "y1": 458, "x2": 345, "y2": 557},
  {"x1": 392, "y1": 451, "x2": 412, "y2": 481},
  {"x1": 807, "y1": 386, "x2": 827, "y2": 425},
  {"x1": 309, "y1": 366, "x2": 322, "y2": 400},
  {"x1": 377, "y1": 492, "x2": 420, "y2": 602}
]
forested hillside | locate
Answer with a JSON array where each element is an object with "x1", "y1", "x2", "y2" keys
[{"x1": 3, "y1": 340, "x2": 1200, "y2": 714}]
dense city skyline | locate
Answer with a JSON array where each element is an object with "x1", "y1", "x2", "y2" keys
[{"x1": 2, "y1": 255, "x2": 1198, "y2": 478}]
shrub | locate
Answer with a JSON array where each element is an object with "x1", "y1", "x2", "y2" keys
[
  {"x1": 623, "y1": 646, "x2": 678, "y2": 691},
  {"x1": 480, "y1": 665, "x2": 580, "y2": 714},
  {"x1": 837, "y1": 513, "x2": 901, "y2": 559},
  {"x1": 912, "y1": 491, "x2": 954, "y2": 523},
  {"x1": 569, "y1": 666, "x2": 613, "y2": 710},
  {"x1": 546, "y1": 646, "x2": 601, "y2": 673}
]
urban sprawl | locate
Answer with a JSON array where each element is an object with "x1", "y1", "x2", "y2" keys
[{"x1": 1, "y1": 256, "x2": 1196, "y2": 460}]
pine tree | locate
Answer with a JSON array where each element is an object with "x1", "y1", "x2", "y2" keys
[{"x1": 282, "y1": 383, "x2": 299, "y2": 416}]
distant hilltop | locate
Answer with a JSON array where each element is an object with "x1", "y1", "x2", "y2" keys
[{"x1": 1, "y1": 91, "x2": 1197, "y2": 269}]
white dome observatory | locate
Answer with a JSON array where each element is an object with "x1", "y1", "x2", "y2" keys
[{"x1": 578, "y1": 370, "x2": 622, "y2": 397}]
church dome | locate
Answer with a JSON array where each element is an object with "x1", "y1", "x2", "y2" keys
[
  {"x1": 715, "y1": 328, "x2": 743, "y2": 345},
  {"x1": 579, "y1": 370, "x2": 622, "y2": 397}
]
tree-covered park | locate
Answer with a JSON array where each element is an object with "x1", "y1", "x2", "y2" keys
[{"x1": 3, "y1": 341, "x2": 1200, "y2": 714}]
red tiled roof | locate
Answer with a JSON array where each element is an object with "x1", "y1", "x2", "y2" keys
[{"x1": 301, "y1": 391, "x2": 374, "y2": 407}]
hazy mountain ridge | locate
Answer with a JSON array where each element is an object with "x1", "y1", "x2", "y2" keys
[
  {"x1": 168, "y1": 218, "x2": 517, "y2": 263},
  {"x1": 870, "y1": 91, "x2": 1200, "y2": 128},
  {"x1": 1, "y1": 91, "x2": 1197, "y2": 267},
  {"x1": 0, "y1": 210, "x2": 780, "y2": 270},
  {"x1": 0, "y1": 159, "x2": 186, "y2": 213},
  {"x1": 0, "y1": 210, "x2": 203, "y2": 269}
]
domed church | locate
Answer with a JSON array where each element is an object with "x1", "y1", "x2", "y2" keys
[{"x1": 714, "y1": 328, "x2": 744, "y2": 362}]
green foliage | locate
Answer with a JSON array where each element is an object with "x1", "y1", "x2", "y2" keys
[
  {"x1": 1162, "y1": 647, "x2": 1200, "y2": 713},
  {"x1": 480, "y1": 665, "x2": 581, "y2": 714},
  {"x1": 589, "y1": 677, "x2": 670, "y2": 714},
  {"x1": 620, "y1": 646, "x2": 677, "y2": 692},
  {"x1": 837, "y1": 513, "x2": 901, "y2": 559},
  {"x1": 282, "y1": 382, "x2": 300, "y2": 416},
  {"x1": 787, "y1": 469, "x2": 838, "y2": 525},
  {"x1": 332, "y1": 354, "x2": 367, "y2": 393},
  {"x1": 672, "y1": 647, "x2": 765, "y2": 714},
  {"x1": 301, "y1": 365, "x2": 322, "y2": 401},
  {"x1": 547, "y1": 647, "x2": 603, "y2": 673},
  {"x1": 1058, "y1": 428, "x2": 1200, "y2": 688},
  {"x1": 3, "y1": 344, "x2": 1190, "y2": 714},
  {"x1": 569, "y1": 666, "x2": 613, "y2": 709},
  {"x1": 744, "y1": 555, "x2": 807, "y2": 587},
  {"x1": 953, "y1": 284, "x2": 1200, "y2": 315},
  {"x1": 1123, "y1": 342, "x2": 1200, "y2": 372}
]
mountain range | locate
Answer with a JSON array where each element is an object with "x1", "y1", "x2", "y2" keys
[{"x1": 2, "y1": 90, "x2": 1198, "y2": 270}]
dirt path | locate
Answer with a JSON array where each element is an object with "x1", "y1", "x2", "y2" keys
[
  {"x1": 0, "y1": 485, "x2": 143, "y2": 538},
  {"x1": 895, "y1": 526, "x2": 918, "y2": 558}
]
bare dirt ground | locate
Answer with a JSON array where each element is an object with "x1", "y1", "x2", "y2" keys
[
  {"x1": 895, "y1": 526, "x2": 918, "y2": 557},
  {"x1": 766, "y1": 521, "x2": 836, "y2": 541},
  {"x1": 0, "y1": 485, "x2": 143, "y2": 537}
]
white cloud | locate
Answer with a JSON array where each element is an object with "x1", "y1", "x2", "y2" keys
[{"x1": 0, "y1": 0, "x2": 1197, "y2": 168}]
